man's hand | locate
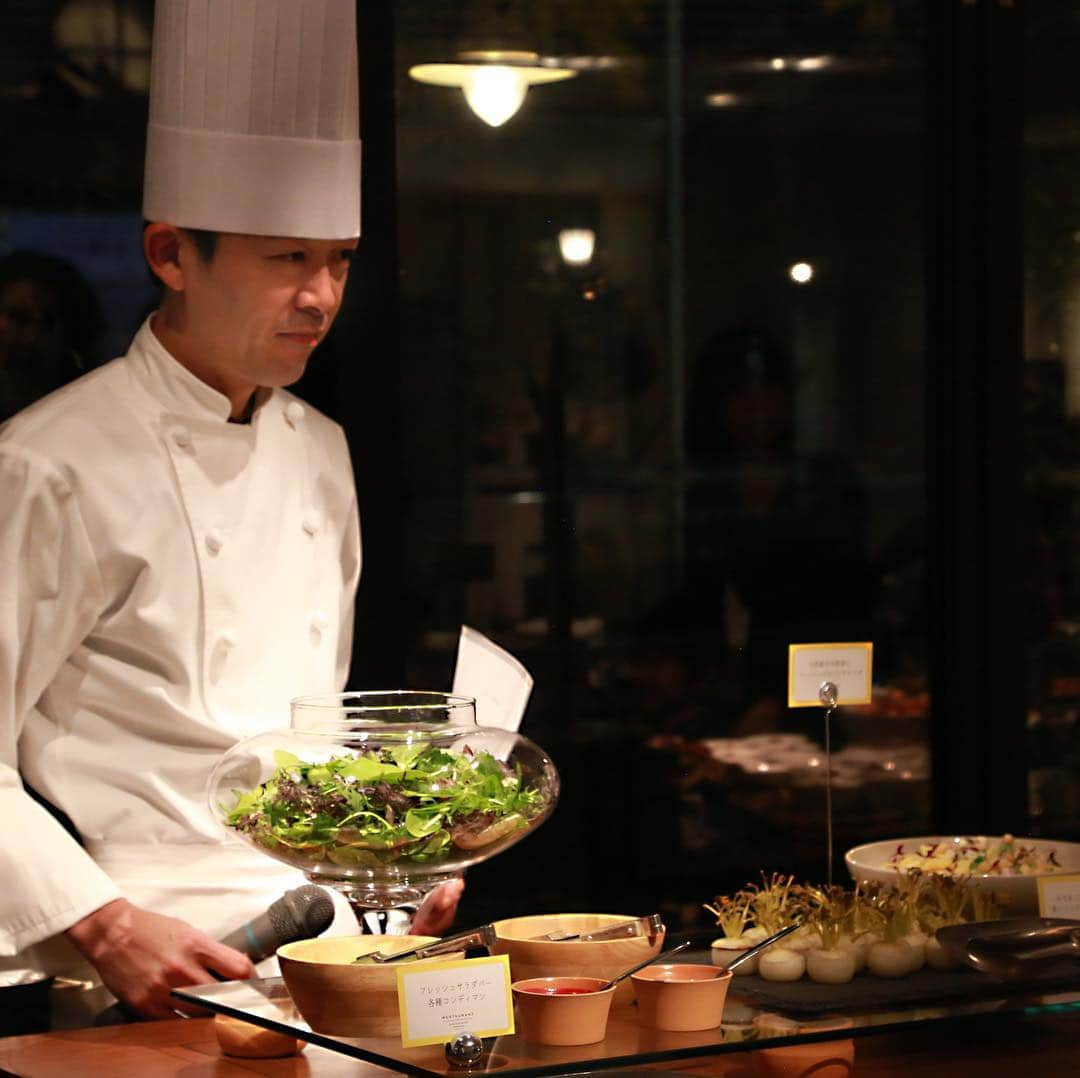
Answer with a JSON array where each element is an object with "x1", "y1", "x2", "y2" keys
[
  {"x1": 411, "y1": 877, "x2": 465, "y2": 937},
  {"x1": 65, "y1": 898, "x2": 255, "y2": 1018}
]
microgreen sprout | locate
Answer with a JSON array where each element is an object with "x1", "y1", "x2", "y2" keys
[
  {"x1": 749, "y1": 872, "x2": 797, "y2": 933},
  {"x1": 921, "y1": 874, "x2": 969, "y2": 929},
  {"x1": 703, "y1": 890, "x2": 753, "y2": 938},
  {"x1": 969, "y1": 886, "x2": 1002, "y2": 923},
  {"x1": 807, "y1": 885, "x2": 853, "y2": 951}
]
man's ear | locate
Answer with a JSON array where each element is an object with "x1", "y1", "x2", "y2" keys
[{"x1": 143, "y1": 223, "x2": 186, "y2": 291}]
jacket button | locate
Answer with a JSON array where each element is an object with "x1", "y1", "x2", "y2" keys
[
  {"x1": 302, "y1": 509, "x2": 322, "y2": 536},
  {"x1": 209, "y1": 631, "x2": 236, "y2": 683},
  {"x1": 310, "y1": 612, "x2": 328, "y2": 645},
  {"x1": 205, "y1": 529, "x2": 224, "y2": 554},
  {"x1": 172, "y1": 426, "x2": 192, "y2": 448},
  {"x1": 285, "y1": 401, "x2": 305, "y2": 427}
]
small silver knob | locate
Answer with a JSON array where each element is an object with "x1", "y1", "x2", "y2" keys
[
  {"x1": 445, "y1": 1032, "x2": 484, "y2": 1068},
  {"x1": 818, "y1": 680, "x2": 838, "y2": 707}
]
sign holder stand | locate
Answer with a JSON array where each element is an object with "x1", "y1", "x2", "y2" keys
[
  {"x1": 788, "y1": 642, "x2": 872, "y2": 886},
  {"x1": 818, "y1": 679, "x2": 839, "y2": 886}
]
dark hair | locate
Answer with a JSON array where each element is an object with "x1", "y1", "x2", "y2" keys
[
  {"x1": 142, "y1": 222, "x2": 220, "y2": 289},
  {"x1": 183, "y1": 227, "x2": 220, "y2": 262}
]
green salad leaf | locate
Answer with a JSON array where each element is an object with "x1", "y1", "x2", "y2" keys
[{"x1": 224, "y1": 743, "x2": 547, "y2": 867}]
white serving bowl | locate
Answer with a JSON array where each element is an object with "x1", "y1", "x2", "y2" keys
[{"x1": 844, "y1": 835, "x2": 1080, "y2": 915}]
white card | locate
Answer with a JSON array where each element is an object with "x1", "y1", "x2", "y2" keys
[
  {"x1": 1038, "y1": 873, "x2": 1080, "y2": 919},
  {"x1": 452, "y1": 626, "x2": 533, "y2": 732},
  {"x1": 397, "y1": 955, "x2": 514, "y2": 1047},
  {"x1": 788, "y1": 642, "x2": 873, "y2": 708}
]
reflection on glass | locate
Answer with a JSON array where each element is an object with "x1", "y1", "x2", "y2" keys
[
  {"x1": 558, "y1": 228, "x2": 596, "y2": 266},
  {"x1": 1023, "y1": 5, "x2": 1080, "y2": 838},
  {"x1": 393, "y1": 0, "x2": 930, "y2": 919}
]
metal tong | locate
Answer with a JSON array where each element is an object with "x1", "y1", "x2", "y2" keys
[
  {"x1": 964, "y1": 922, "x2": 1080, "y2": 979},
  {"x1": 370, "y1": 912, "x2": 665, "y2": 963},
  {"x1": 934, "y1": 916, "x2": 1080, "y2": 980},
  {"x1": 533, "y1": 913, "x2": 665, "y2": 942},
  {"x1": 369, "y1": 923, "x2": 499, "y2": 964}
]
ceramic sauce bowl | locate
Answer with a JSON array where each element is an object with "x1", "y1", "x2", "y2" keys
[
  {"x1": 494, "y1": 913, "x2": 664, "y2": 1010},
  {"x1": 632, "y1": 963, "x2": 732, "y2": 1032},
  {"x1": 512, "y1": 976, "x2": 615, "y2": 1046}
]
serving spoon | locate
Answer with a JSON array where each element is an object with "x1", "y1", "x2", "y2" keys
[
  {"x1": 597, "y1": 940, "x2": 693, "y2": 991},
  {"x1": 599, "y1": 921, "x2": 799, "y2": 990},
  {"x1": 722, "y1": 922, "x2": 800, "y2": 973}
]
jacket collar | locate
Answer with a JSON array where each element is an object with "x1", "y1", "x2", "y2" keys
[{"x1": 127, "y1": 315, "x2": 270, "y2": 423}]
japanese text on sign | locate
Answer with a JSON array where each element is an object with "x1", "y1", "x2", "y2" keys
[
  {"x1": 788, "y1": 642, "x2": 874, "y2": 708},
  {"x1": 1038, "y1": 874, "x2": 1080, "y2": 919},
  {"x1": 397, "y1": 955, "x2": 514, "y2": 1047}
]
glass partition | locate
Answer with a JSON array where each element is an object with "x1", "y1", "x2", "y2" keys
[
  {"x1": 0, "y1": 0, "x2": 942, "y2": 930},
  {"x1": 1023, "y1": 0, "x2": 1080, "y2": 839},
  {"x1": 391, "y1": 1, "x2": 931, "y2": 922}
]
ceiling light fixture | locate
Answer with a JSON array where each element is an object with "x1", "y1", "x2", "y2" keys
[
  {"x1": 558, "y1": 228, "x2": 595, "y2": 266},
  {"x1": 409, "y1": 50, "x2": 576, "y2": 127},
  {"x1": 718, "y1": 54, "x2": 836, "y2": 75}
]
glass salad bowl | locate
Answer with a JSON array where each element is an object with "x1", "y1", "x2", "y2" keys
[{"x1": 208, "y1": 691, "x2": 560, "y2": 919}]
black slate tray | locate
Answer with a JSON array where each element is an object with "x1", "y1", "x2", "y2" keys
[{"x1": 727, "y1": 964, "x2": 1080, "y2": 1015}]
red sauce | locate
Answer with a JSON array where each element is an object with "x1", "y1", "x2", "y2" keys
[{"x1": 520, "y1": 986, "x2": 598, "y2": 995}]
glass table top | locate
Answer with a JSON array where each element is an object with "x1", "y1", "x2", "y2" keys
[{"x1": 172, "y1": 938, "x2": 1080, "y2": 1078}]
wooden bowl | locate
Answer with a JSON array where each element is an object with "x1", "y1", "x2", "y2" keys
[
  {"x1": 493, "y1": 913, "x2": 664, "y2": 1009},
  {"x1": 278, "y1": 935, "x2": 456, "y2": 1037}
]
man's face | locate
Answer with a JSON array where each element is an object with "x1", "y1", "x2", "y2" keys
[{"x1": 175, "y1": 232, "x2": 358, "y2": 397}]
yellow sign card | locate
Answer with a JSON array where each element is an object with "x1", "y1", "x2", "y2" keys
[
  {"x1": 397, "y1": 954, "x2": 514, "y2": 1048},
  {"x1": 1037, "y1": 873, "x2": 1080, "y2": 919},
  {"x1": 788, "y1": 642, "x2": 873, "y2": 708}
]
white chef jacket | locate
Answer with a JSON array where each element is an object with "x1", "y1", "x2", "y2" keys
[{"x1": 0, "y1": 317, "x2": 362, "y2": 989}]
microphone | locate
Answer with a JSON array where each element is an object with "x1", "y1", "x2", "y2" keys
[
  {"x1": 219, "y1": 884, "x2": 335, "y2": 962},
  {"x1": 94, "y1": 885, "x2": 337, "y2": 1024}
]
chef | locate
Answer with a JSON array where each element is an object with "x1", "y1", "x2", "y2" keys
[{"x1": 0, "y1": 0, "x2": 460, "y2": 1024}]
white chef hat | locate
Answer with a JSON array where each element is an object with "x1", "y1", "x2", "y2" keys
[{"x1": 142, "y1": 0, "x2": 361, "y2": 239}]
